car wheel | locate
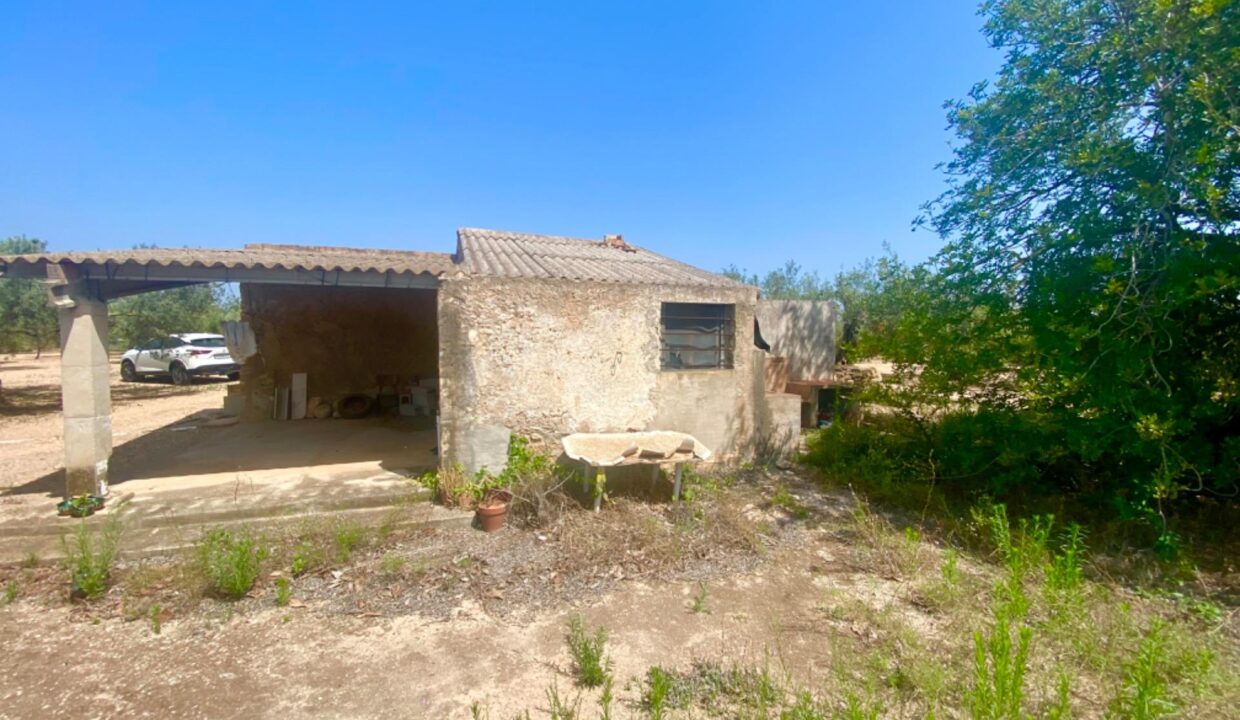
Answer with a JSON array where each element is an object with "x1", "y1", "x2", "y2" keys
[
  {"x1": 170, "y1": 363, "x2": 191, "y2": 386},
  {"x1": 120, "y1": 360, "x2": 139, "y2": 382},
  {"x1": 227, "y1": 371, "x2": 241, "y2": 382}
]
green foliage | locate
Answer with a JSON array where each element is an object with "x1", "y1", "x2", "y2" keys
[
  {"x1": 913, "y1": 0, "x2": 1239, "y2": 532},
  {"x1": 565, "y1": 615, "x2": 610, "y2": 688},
  {"x1": 597, "y1": 675, "x2": 614, "y2": 720},
  {"x1": 109, "y1": 282, "x2": 239, "y2": 350},
  {"x1": 544, "y1": 683, "x2": 581, "y2": 720},
  {"x1": 690, "y1": 582, "x2": 710, "y2": 614},
  {"x1": 1047, "y1": 672, "x2": 1073, "y2": 720},
  {"x1": 644, "y1": 666, "x2": 674, "y2": 720},
  {"x1": 3, "y1": 580, "x2": 18, "y2": 605},
  {"x1": 834, "y1": 694, "x2": 881, "y2": 720},
  {"x1": 1112, "y1": 622, "x2": 1176, "y2": 719},
  {"x1": 722, "y1": 253, "x2": 919, "y2": 362},
  {"x1": 196, "y1": 527, "x2": 268, "y2": 599},
  {"x1": 289, "y1": 541, "x2": 314, "y2": 577},
  {"x1": 771, "y1": 484, "x2": 811, "y2": 520},
  {"x1": 149, "y1": 603, "x2": 163, "y2": 635},
  {"x1": 274, "y1": 577, "x2": 291, "y2": 607},
  {"x1": 333, "y1": 521, "x2": 366, "y2": 564},
  {"x1": 941, "y1": 549, "x2": 961, "y2": 587},
  {"x1": 967, "y1": 615, "x2": 1033, "y2": 720},
  {"x1": 424, "y1": 436, "x2": 564, "y2": 506},
  {"x1": 1045, "y1": 525, "x2": 1088, "y2": 619},
  {"x1": 807, "y1": 0, "x2": 1240, "y2": 542},
  {"x1": 0, "y1": 236, "x2": 58, "y2": 355},
  {"x1": 62, "y1": 514, "x2": 124, "y2": 599}
]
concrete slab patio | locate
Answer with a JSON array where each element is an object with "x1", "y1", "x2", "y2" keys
[{"x1": 0, "y1": 417, "x2": 465, "y2": 562}]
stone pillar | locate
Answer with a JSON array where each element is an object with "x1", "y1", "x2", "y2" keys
[{"x1": 58, "y1": 297, "x2": 112, "y2": 498}]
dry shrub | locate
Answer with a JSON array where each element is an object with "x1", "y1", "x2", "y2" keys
[
  {"x1": 507, "y1": 465, "x2": 576, "y2": 529},
  {"x1": 557, "y1": 493, "x2": 763, "y2": 578}
]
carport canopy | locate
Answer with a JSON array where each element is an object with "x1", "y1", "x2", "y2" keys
[{"x1": 0, "y1": 243, "x2": 453, "y2": 499}]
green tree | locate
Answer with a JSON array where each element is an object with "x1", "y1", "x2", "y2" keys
[
  {"x1": 109, "y1": 283, "x2": 239, "y2": 350},
  {"x1": 910, "y1": 0, "x2": 1240, "y2": 533},
  {"x1": 0, "y1": 236, "x2": 58, "y2": 357},
  {"x1": 723, "y1": 252, "x2": 926, "y2": 362}
]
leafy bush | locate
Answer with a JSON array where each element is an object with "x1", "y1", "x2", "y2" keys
[
  {"x1": 62, "y1": 514, "x2": 124, "y2": 599},
  {"x1": 197, "y1": 527, "x2": 268, "y2": 599}
]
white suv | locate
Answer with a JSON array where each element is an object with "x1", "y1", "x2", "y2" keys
[{"x1": 120, "y1": 333, "x2": 240, "y2": 385}]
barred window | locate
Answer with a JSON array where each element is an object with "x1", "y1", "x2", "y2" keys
[{"x1": 660, "y1": 303, "x2": 735, "y2": 370}]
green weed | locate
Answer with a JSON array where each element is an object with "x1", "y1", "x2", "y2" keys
[
  {"x1": 380, "y1": 552, "x2": 408, "y2": 576},
  {"x1": 598, "y1": 675, "x2": 614, "y2": 720},
  {"x1": 691, "y1": 583, "x2": 710, "y2": 614},
  {"x1": 782, "y1": 690, "x2": 828, "y2": 719},
  {"x1": 545, "y1": 682, "x2": 581, "y2": 720},
  {"x1": 289, "y1": 542, "x2": 311, "y2": 576},
  {"x1": 565, "y1": 615, "x2": 610, "y2": 688},
  {"x1": 1046, "y1": 524, "x2": 1085, "y2": 592},
  {"x1": 1111, "y1": 622, "x2": 1176, "y2": 719},
  {"x1": 3, "y1": 580, "x2": 18, "y2": 604},
  {"x1": 62, "y1": 514, "x2": 124, "y2": 599},
  {"x1": 149, "y1": 603, "x2": 163, "y2": 635},
  {"x1": 772, "y1": 484, "x2": 811, "y2": 519},
  {"x1": 967, "y1": 614, "x2": 1032, "y2": 720},
  {"x1": 333, "y1": 521, "x2": 366, "y2": 563},
  {"x1": 274, "y1": 577, "x2": 291, "y2": 607},
  {"x1": 836, "y1": 693, "x2": 881, "y2": 720},
  {"x1": 197, "y1": 527, "x2": 269, "y2": 599},
  {"x1": 1046, "y1": 671, "x2": 1073, "y2": 720},
  {"x1": 645, "y1": 666, "x2": 674, "y2": 720}
]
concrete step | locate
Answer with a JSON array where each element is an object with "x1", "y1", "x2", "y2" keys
[{"x1": 0, "y1": 495, "x2": 474, "y2": 564}]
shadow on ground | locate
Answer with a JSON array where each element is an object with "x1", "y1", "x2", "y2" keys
[
  {"x1": 4, "y1": 413, "x2": 438, "y2": 499},
  {"x1": 0, "y1": 378, "x2": 231, "y2": 418}
]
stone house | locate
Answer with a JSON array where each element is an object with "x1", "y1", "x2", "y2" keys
[{"x1": 1, "y1": 228, "x2": 832, "y2": 496}]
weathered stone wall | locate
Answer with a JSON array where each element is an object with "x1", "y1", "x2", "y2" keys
[
  {"x1": 437, "y1": 276, "x2": 759, "y2": 471},
  {"x1": 755, "y1": 299, "x2": 838, "y2": 382},
  {"x1": 239, "y1": 284, "x2": 438, "y2": 407}
]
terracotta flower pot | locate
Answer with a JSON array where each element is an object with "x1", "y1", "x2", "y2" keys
[{"x1": 476, "y1": 501, "x2": 509, "y2": 532}]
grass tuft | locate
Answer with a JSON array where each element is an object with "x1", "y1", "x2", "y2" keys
[
  {"x1": 62, "y1": 513, "x2": 124, "y2": 599},
  {"x1": 196, "y1": 527, "x2": 268, "y2": 599},
  {"x1": 565, "y1": 615, "x2": 610, "y2": 688}
]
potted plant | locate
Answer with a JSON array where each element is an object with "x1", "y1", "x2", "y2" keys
[
  {"x1": 57, "y1": 494, "x2": 106, "y2": 518},
  {"x1": 475, "y1": 489, "x2": 512, "y2": 532},
  {"x1": 429, "y1": 465, "x2": 475, "y2": 509}
]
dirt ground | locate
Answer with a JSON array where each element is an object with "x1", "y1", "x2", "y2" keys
[
  {"x1": 0, "y1": 353, "x2": 228, "y2": 494},
  {"x1": 0, "y1": 476, "x2": 883, "y2": 720},
  {"x1": 1, "y1": 354, "x2": 1235, "y2": 719}
]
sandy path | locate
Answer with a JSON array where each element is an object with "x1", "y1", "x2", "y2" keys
[
  {"x1": 0, "y1": 353, "x2": 228, "y2": 492},
  {"x1": 0, "y1": 539, "x2": 863, "y2": 720}
]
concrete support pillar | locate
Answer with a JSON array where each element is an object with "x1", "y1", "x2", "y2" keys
[{"x1": 57, "y1": 296, "x2": 112, "y2": 498}]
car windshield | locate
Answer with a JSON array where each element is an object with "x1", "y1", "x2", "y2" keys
[{"x1": 189, "y1": 337, "x2": 227, "y2": 348}]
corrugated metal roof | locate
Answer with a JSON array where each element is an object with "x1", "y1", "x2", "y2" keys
[
  {"x1": 1, "y1": 233, "x2": 749, "y2": 288},
  {"x1": 0, "y1": 243, "x2": 456, "y2": 276},
  {"x1": 455, "y1": 227, "x2": 746, "y2": 287}
]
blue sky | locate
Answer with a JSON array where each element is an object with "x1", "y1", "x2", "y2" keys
[{"x1": 1, "y1": 2, "x2": 997, "y2": 277}]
